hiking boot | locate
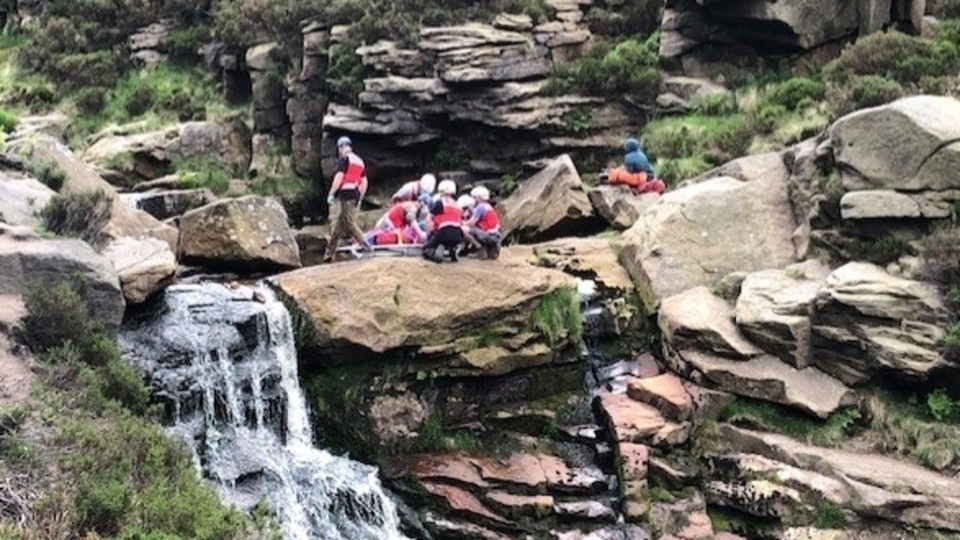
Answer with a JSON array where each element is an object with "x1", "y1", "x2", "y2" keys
[
  {"x1": 475, "y1": 249, "x2": 488, "y2": 260},
  {"x1": 487, "y1": 242, "x2": 501, "y2": 260},
  {"x1": 423, "y1": 249, "x2": 443, "y2": 264},
  {"x1": 449, "y1": 247, "x2": 459, "y2": 262}
]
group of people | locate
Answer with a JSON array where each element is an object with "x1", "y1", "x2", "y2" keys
[
  {"x1": 322, "y1": 134, "x2": 663, "y2": 264},
  {"x1": 323, "y1": 136, "x2": 502, "y2": 264}
]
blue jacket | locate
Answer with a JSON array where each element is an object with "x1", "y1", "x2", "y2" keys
[{"x1": 624, "y1": 138, "x2": 655, "y2": 177}]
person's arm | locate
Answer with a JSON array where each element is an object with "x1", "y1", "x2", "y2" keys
[{"x1": 464, "y1": 205, "x2": 485, "y2": 228}]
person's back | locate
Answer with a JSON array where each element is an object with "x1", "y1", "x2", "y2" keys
[
  {"x1": 603, "y1": 137, "x2": 666, "y2": 195},
  {"x1": 623, "y1": 138, "x2": 655, "y2": 177}
]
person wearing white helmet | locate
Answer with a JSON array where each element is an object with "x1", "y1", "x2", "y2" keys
[
  {"x1": 462, "y1": 185, "x2": 502, "y2": 260},
  {"x1": 324, "y1": 135, "x2": 373, "y2": 262},
  {"x1": 392, "y1": 173, "x2": 437, "y2": 204},
  {"x1": 422, "y1": 179, "x2": 464, "y2": 263}
]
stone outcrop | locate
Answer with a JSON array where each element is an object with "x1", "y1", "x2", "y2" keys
[
  {"x1": 660, "y1": 1, "x2": 926, "y2": 75},
  {"x1": 83, "y1": 121, "x2": 251, "y2": 188},
  {"x1": 659, "y1": 287, "x2": 762, "y2": 359},
  {"x1": 811, "y1": 262, "x2": 952, "y2": 385},
  {"x1": 0, "y1": 225, "x2": 124, "y2": 334},
  {"x1": 0, "y1": 170, "x2": 54, "y2": 228},
  {"x1": 10, "y1": 135, "x2": 179, "y2": 251},
  {"x1": 247, "y1": 42, "x2": 291, "y2": 140},
  {"x1": 178, "y1": 196, "x2": 301, "y2": 272},
  {"x1": 587, "y1": 186, "x2": 660, "y2": 230},
  {"x1": 273, "y1": 256, "x2": 575, "y2": 373},
  {"x1": 830, "y1": 96, "x2": 960, "y2": 196},
  {"x1": 734, "y1": 260, "x2": 831, "y2": 368},
  {"x1": 129, "y1": 19, "x2": 173, "y2": 66},
  {"x1": 121, "y1": 188, "x2": 218, "y2": 221},
  {"x1": 499, "y1": 155, "x2": 599, "y2": 243},
  {"x1": 715, "y1": 425, "x2": 960, "y2": 532},
  {"x1": 621, "y1": 175, "x2": 798, "y2": 311}
]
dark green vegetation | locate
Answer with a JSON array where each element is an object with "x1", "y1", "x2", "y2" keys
[
  {"x1": 1, "y1": 280, "x2": 271, "y2": 539},
  {"x1": 529, "y1": 287, "x2": 584, "y2": 346},
  {"x1": 39, "y1": 190, "x2": 113, "y2": 244}
]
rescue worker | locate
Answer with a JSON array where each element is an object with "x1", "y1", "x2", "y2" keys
[
  {"x1": 368, "y1": 199, "x2": 428, "y2": 246},
  {"x1": 463, "y1": 186, "x2": 502, "y2": 260},
  {"x1": 374, "y1": 200, "x2": 420, "y2": 233},
  {"x1": 601, "y1": 137, "x2": 666, "y2": 195},
  {"x1": 323, "y1": 136, "x2": 373, "y2": 262},
  {"x1": 392, "y1": 173, "x2": 437, "y2": 203},
  {"x1": 422, "y1": 179, "x2": 463, "y2": 263}
]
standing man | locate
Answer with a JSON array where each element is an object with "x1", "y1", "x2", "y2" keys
[{"x1": 323, "y1": 136, "x2": 373, "y2": 262}]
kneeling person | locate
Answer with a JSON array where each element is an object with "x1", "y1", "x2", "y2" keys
[
  {"x1": 422, "y1": 179, "x2": 463, "y2": 263},
  {"x1": 463, "y1": 186, "x2": 502, "y2": 259}
]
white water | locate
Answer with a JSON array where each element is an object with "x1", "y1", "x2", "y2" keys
[{"x1": 120, "y1": 283, "x2": 409, "y2": 540}]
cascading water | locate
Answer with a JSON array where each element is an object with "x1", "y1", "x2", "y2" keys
[{"x1": 119, "y1": 283, "x2": 409, "y2": 540}]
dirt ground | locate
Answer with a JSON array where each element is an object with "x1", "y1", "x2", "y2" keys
[{"x1": 0, "y1": 296, "x2": 34, "y2": 407}]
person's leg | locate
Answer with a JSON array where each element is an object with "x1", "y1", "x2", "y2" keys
[
  {"x1": 442, "y1": 228, "x2": 463, "y2": 262},
  {"x1": 342, "y1": 202, "x2": 373, "y2": 251},
  {"x1": 324, "y1": 202, "x2": 347, "y2": 262},
  {"x1": 422, "y1": 233, "x2": 443, "y2": 263}
]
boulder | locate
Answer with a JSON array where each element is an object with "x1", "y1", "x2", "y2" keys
[
  {"x1": 120, "y1": 188, "x2": 218, "y2": 221},
  {"x1": 626, "y1": 373, "x2": 694, "y2": 422},
  {"x1": 659, "y1": 286, "x2": 762, "y2": 359},
  {"x1": 685, "y1": 152, "x2": 789, "y2": 187},
  {"x1": 829, "y1": 96, "x2": 960, "y2": 191},
  {"x1": 717, "y1": 425, "x2": 960, "y2": 532},
  {"x1": 734, "y1": 260, "x2": 831, "y2": 368},
  {"x1": 621, "y1": 175, "x2": 798, "y2": 312},
  {"x1": 648, "y1": 492, "x2": 714, "y2": 540},
  {"x1": 697, "y1": 0, "x2": 859, "y2": 49},
  {"x1": 839, "y1": 190, "x2": 921, "y2": 219},
  {"x1": 811, "y1": 262, "x2": 952, "y2": 385},
  {"x1": 10, "y1": 136, "x2": 179, "y2": 251},
  {"x1": 662, "y1": 76, "x2": 728, "y2": 103},
  {"x1": 499, "y1": 155, "x2": 598, "y2": 243},
  {"x1": 99, "y1": 236, "x2": 176, "y2": 304},
  {"x1": 178, "y1": 196, "x2": 301, "y2": 272},
  {"x1": 0, "y1": 225, "x2": 124, "y2": 334},
  {"x1": 272, "y1": 257, "x2": 576, "y2": 373},
  {"x1": 679, "y1": 350, "x2": 857, "y2": 418},
  {"x1": 508, "y1": 237, "x2": 633, "y2": 294},
  {"x1": 83, "y1": 121, "x2": 251, "y2": 187},
  {"x1": 587, "y1": 186, "x2": 660, "y2": 230},
  {"x1": 0, "y1": 170, "x2": 54, "y2": 228},
  {"x1": 595, "y1": 392, "x2": 691, "y2": 447}
]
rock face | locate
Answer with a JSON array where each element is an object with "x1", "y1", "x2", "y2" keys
[
  {"x1": 0, "y1": 170, "x2": 54, "y2": 228},
  {"x1": 0, "y1": 225, "x2": 124, "y2": 334},
  {"x1": 273, "y1": 257, "x2": 575, "y2": 373},
  {"x1": 660, "y1": 0, "x2": 925, "y2": 75},
  {"x1": 499, "y1": 155, "x2": 599, "y2": 243},
  {"x1": 715, "y1": 425, "x2": 960, "y2": 532},
  {"x1": 11, "y1": 135, "x2": 179, "y2": 251},
  {"x1": 811, "y1": 262, "x2": 952, "y2": 385},
  {"x1": 659, "y1": 287, "x2": 762, "y2": 359},
  {"x1": 121, "y1": 188, "x2": 218, "y2": 221},
  {"x1": 178, "y1": 196, "x2": 301, "y2": 272},
  {"x1": 734, "y1": 260, "x2": 831, "y2": 368},
  {"x1": 83, "y1": 121, "x2": 251, "y2": 188},
  {"x1": 621, "y1": 175, "x2": 798, "y2": 311},
  {"x1": 830, "y1": 96, "x2": 960, "y2": 193}
]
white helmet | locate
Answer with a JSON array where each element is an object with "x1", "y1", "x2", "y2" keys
[
  {"x1": 419, "y1": 173, "x2": 437, "y2": 194},
  {"x1": 470, "y1": 186, "x2": 490, "y2": 201},
  {"x1": 457, "y1": 195, "x2": 476, "y2": 209},
  {"x1": 437, "y1": 179, "x2": 457, "y2": 195}
]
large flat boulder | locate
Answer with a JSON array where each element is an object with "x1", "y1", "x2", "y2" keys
[
  {"x1": 700, "y1": 0, "x2": 859, "y2": 49},
  {"x1": 717, "y1": 425, "x2": 960, "y2": 532},
  {"x1": 829, "y1": 96, "x2": 960, "y2": 191},
  {"x1": 178, "y1": 196, "x2": 301, "y2": 272},
  {"x1": 680, "y1": 350, "x2": 856, "y2": 419},
  {"x1": 100, "y1": 236, "x2": 176, "y2": 304},
  {"x1": 621, "y1": 175, "x2": 798, "y2": 312},
  {"x1": 499, "y1": 155, "x2": 598, "y2": 243},
  {"x1": 0, "y1": 225, "x2": 124, "y2": 334},
  {"x1": 734, "y1": 260, "x2": 831, "y2": 368},
  {"x1": 0, "y1": 170, "x2": 54, "y2": 228},
  {"x1": 811, "y1": 262, "x2": 952, "y2": 385},
  {"x1": 507, "y1": 237, "x2": 633, "y2": 294},
  {"x1": 272, "y1": 257, "x2": 576, "y2": 374}
]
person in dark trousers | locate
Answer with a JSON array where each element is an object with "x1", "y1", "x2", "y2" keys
[
  {"x1": 323, "y1": 136, "x2": 373, "y2": 262},
  {"x1": 422, "y1": 179, "x2": 463, "y2": 263}
]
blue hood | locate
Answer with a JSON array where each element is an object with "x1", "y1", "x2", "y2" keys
[{"x1": 624, "y1": 138, "x2": 640, "y2": 152}]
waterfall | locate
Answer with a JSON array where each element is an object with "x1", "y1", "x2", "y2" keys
[{"x1": 119, "y1": 283, "x2": 409, "y2": 540}]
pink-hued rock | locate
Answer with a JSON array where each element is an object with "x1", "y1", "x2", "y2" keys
[
  {"x1": 422, "y1": 482, "x2": 510, "y2": 524},
  {"x1": 406, "y1": 454, "x2": 490, "y2": 489},
  {"x1": 627, "y1": 373, "x2": 694, "y2": 421},
  {"x1": 485, "y1": 491, "x2": 554, "y2": 519}
]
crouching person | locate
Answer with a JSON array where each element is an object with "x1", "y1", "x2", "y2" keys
[
  {"x1": 422, "y1": 179, "x2": 463, "y2": 263},
  {"x1": 463, "y1": 186, "x2": 502, "y2": 260},
  {"x1": 602, "y1": 137, "x2": 666, "y2": 195}
]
